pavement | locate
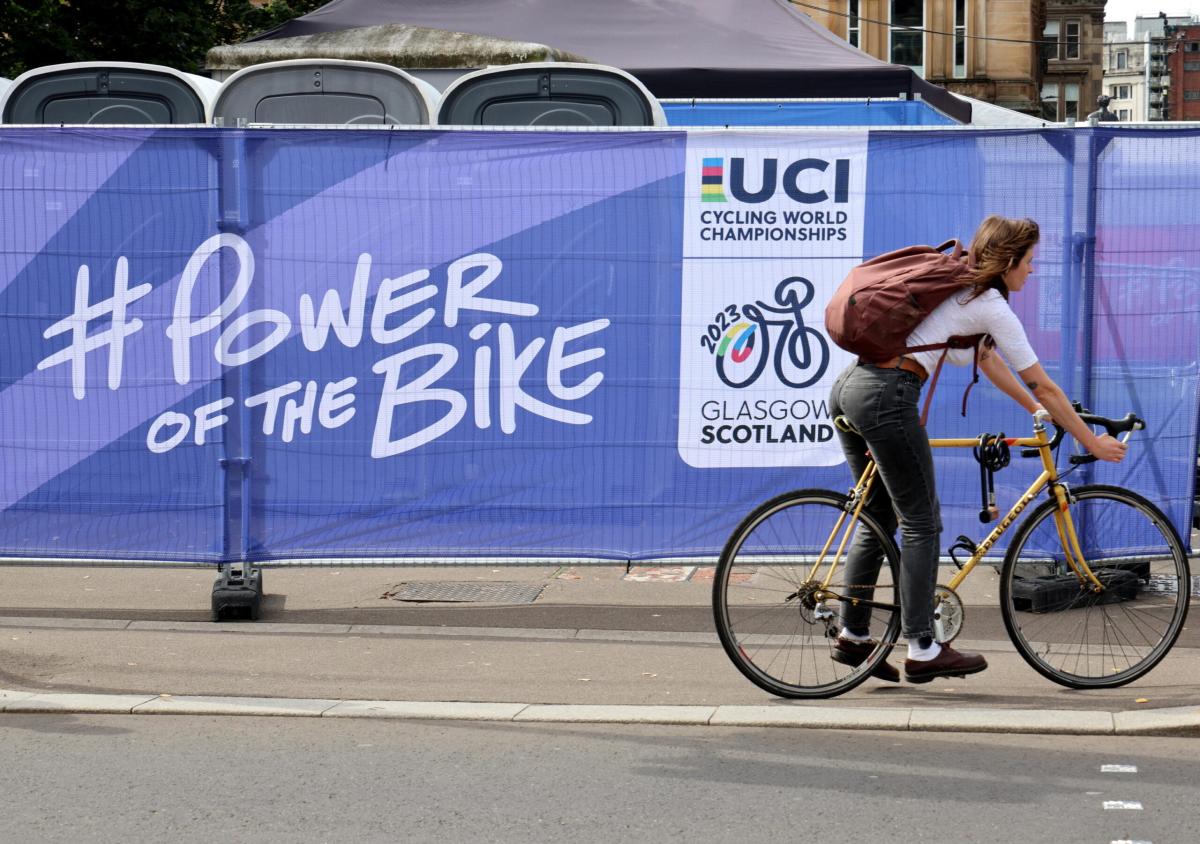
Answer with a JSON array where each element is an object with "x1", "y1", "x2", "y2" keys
[{"x1": 1, "y1": 562, "x2": 1198, "y2": 736}]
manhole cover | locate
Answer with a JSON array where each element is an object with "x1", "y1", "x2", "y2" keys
[{"x1": 383, "y1": 581, "x2": 545, "y2": 604}]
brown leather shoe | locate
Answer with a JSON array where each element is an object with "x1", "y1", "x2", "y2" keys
[
  {"x1": 904, "y1": 644, "x2": 988, "y2": 684},
  {"x1": 831, "y1": 637, "x2": 900, "y2": 683}
]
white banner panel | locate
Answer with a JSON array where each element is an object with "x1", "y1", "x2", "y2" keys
[{"x1": 679, "y1": 131, "x2": 869, "y2": 468}]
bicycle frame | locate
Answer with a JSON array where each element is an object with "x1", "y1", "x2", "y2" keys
[{"x1": 816, "y1": 420, "x2": 1105, "y2": 602}]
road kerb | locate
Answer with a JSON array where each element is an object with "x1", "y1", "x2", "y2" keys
[
  {"x1": 322, "y1": 700, "x2": 528, "y2": 721},
  {"x1": 514, "y1": 704, "x2": 715, "y2": 724},
  {"x1": 710, "y1": 705, "x2": 911, "y2": 730},
  {"x1": 1113, "y1": 705, "x2": 1200, "y2": 736},
  {"x1": 3, "y1": 689, "x2": 1200, "y2": 736},
  {"x1": 0, "y1": 688, "x2": 38, "y2": 710},
  {"x1": 909, "y1": 707, "x2": 1115, "y2": 734},
  {"x1": 132, "y1": 694, "x2": 341, "y2": 717},
  {"x1": 3, "y1": 692, "x2": 157, "y2": 714}
]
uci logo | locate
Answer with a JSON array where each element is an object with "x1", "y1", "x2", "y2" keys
[
  {"x1": 702, "y1": 157, "x2": 850, "y2": 205},
  {"x1": 698, "y1": 277, "x2": 830, "y2": 389}
]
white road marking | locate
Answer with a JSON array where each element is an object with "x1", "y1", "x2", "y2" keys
[
  {"x1": 1101, "y1": 764, "x2": 1138, "y2": 773},
  {"x1": 1102, "y1": 801, "x2": 1144, "y2": 810}
]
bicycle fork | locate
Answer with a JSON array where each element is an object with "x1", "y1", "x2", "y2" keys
[{"x1": 1048, "y1": 484, "x2": 1105, "y2": 591}]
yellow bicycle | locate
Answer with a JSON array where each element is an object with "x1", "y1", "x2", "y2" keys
[{"x1": 712, "y1": 409, "x2": 1191, "y2": 698}]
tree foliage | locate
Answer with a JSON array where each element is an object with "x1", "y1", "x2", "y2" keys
[{"x1": 0, "y1": 0, "x2": 327, "y2": 78}]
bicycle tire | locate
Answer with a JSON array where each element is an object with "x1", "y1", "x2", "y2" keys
[
  {"x1": 713, "y1": 489, "x2": 902, "y2": 699},
  {"x1": 999, "y1": 484, "x2": 1191, "y2": 689}
]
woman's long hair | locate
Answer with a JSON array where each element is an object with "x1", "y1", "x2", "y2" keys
[{"x1": 963, "y1": 215, "x2": 1040, "y2": 301}]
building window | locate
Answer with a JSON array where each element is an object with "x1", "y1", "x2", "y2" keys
[
  {"x1": 1118, "y1": 108, "x2": 1130, "y2": 120},
  {"x1": 953, "y1": 0, "x2": 967, "y2": 77},
  {"x1": 890, "y1": 0, "x2": 925, "y2": 75},
  {"x1": 1065, "y1": 82, "x2": 1084, "y2": 118},
  {"x1": 1111, "y1": 84, "x2": 1131, "y2": 99},
  {"x1": 1184, "y1": 90, "x2": 1200, "y2": 100},
  {"x1": 847, "y1": 0, "x2": 860, "y2": 47},
  {"x1": 1186, "y1": 60, "x2": 1200, "y2": 71},
  {"x1": 1064, "y1": 83, "x2": 1080, "y2": 119},
  {"x1": 1043, "y1": 20, "x2": 1061, "y2": 61},
  {"x1": 1041, "y1": 82, "x2": 1059, "y2": 120},
  {"x1": 1065, "y1": 20, "x2": 1080, "y2": 60},
  {"x1": 1115, "y1": 50, "x2": 1127, "y2": 70},
  {"x1": 1187, "y1": 42, "x2": 1200, "y2": 52}
]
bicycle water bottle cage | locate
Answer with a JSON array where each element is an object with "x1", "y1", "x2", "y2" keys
[{"x1": 947, "y1": 534, "x2": 978, "y2": 570}]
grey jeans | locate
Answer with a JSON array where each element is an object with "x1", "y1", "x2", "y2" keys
[{"x1": 829, "y1": 362, "x2": 942, "y2": 640}]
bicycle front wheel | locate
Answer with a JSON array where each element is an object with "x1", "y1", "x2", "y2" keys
[
  {"x1": 713, "y1": 489, "x2": 901, "y2": 699},
  {"x1": 1000, "y1": 484, "x2": 1191, "y2": 688}
]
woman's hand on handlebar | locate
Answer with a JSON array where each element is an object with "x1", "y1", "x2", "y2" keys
[{"x1": 1089, "y1": 433, "x2": 1127, "y2": 463}]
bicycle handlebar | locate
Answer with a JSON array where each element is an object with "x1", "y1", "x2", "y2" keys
[{"x1": 1019, "y1": 406, "x2": 1144, "y2": 462}]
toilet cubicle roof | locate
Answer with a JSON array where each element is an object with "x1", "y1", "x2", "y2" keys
[
  {"x1": 0, "y1": 62, "x2": 219, "y2": 124},
  {"x1": 211, "y1": 58, "x2": 439, "y2": 125}
]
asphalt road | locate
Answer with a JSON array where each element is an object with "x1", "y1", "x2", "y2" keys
[{"x1": 1, "y1": 714, "x2": 1192, "y2": 843}]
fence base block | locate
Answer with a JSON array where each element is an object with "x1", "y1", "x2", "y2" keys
[{"x1": 211, "y1": 564, "x2": 263, "y2": 621}]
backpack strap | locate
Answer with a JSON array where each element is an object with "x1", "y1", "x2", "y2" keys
[
  {"x1": 917, "y1": 334, "x2": 989, "y2": 427},
  {"x1": 919, "y1": 349, "x2": 949, "y2": 427}
]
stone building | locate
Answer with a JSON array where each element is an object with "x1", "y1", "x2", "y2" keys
[
  {"x1": 799, "y1": 0, "x2": 1046, "y2": 113},
  {"x1": 1102, "y1": 22, "x2": 1149, "y2": 121},
  {"x1": 1039, "y1": 0, "x2": 1105, "y2": 121}
]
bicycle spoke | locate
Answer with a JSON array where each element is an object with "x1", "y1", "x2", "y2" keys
[
  {"x1": 713, "y1": 490, "x2": 901, "y2": 699},
  {"x1": 1001, "y1": 486, "x2": 1189, "y2": 688}
]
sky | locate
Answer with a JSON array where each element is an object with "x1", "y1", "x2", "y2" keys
[{"x1": 1104, "y1": 0, "x2": 1199, "y2": 33}]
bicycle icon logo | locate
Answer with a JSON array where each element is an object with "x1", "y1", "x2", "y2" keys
[{"x1": 699, "y1": 276, "x2": 830, "y2": 389}]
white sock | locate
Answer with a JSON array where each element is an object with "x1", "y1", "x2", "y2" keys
[
  {"x1": 840, "y1": 627, "x2": 872, "y2": 642},
  {"x1": 907, "y1": 640, "x2": 942, "y2": 661}
]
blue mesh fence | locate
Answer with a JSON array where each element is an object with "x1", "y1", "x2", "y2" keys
[
  {"x1": 0, "y1": 125, "x2": 1195, "y2": 564},
  {"x1": 661, "y1": 99, "x2": 956, "y2": 127}
]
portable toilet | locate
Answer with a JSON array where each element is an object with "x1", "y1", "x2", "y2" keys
[
  {"x1": 436, "y1": 63, "x2": 666, "y2": 127},
  {"x1": 0, "y1": 62, "x2": 218, "y2": 124},
  {"x1": 211, "y1": 59, "x2": 438, "y2": 126}
]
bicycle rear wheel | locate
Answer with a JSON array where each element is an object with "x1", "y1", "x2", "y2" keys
[
  {"x1": 999, "y1": 484, "x2": 1191, "y2": 688},
  {"x1": 713, "y1": 489, "x2": 901, "y2": 699}
]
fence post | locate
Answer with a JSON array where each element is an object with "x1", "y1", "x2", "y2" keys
[
  {"x1": 1079, "y1": 128, "x2": 1171, "y2": 503},
  {"x1": 211, "y1": 124, "x2": 263, "y2": 621},
  {"x1": 1055, "y1": 129, "x2": 1079, "y2": 404},
  {"x1": 1079, "y1": 128, "x2": 1103, "y2": 420}
]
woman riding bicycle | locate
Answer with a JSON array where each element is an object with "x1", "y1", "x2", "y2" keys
[{"x1": 828, "y1": 215, "x2": 1128, "y2": 684}]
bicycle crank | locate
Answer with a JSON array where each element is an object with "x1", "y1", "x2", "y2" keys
[{"x1": 932, "y1": 585, "x2": 964, "y2": 644}]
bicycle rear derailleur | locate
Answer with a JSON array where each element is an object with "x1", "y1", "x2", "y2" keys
[{"x1": 790, "y1": 582, "x2": 840, "y2": 638}]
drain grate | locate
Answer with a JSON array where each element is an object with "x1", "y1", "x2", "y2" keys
[{"x1": 383, "y1": 581, "x2": 545, "y2": 604}]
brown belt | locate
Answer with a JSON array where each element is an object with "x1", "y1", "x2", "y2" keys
[{"x1": 861, "y1": 356, "x2": 928, "y2": 383}]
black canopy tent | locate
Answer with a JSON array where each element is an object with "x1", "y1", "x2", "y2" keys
[{"x1": 251, "y1": 0, "x2": 971, "y2": 123}]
